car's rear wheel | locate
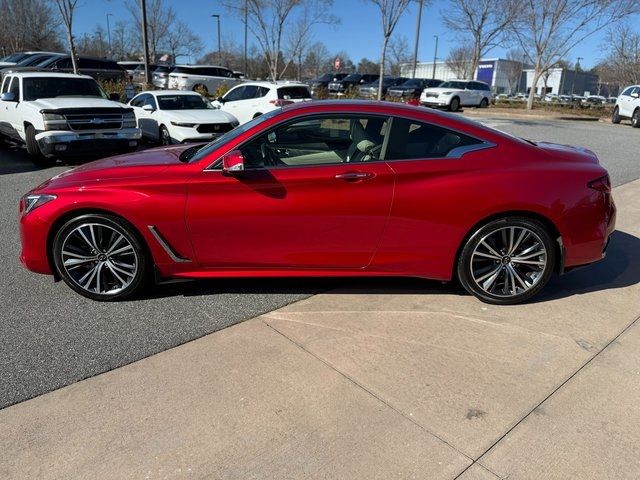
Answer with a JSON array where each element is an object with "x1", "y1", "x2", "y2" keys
[
  {"x1": 632, "y1": 109, "x2": 640, "y2": 128},
  {"x1": 160, "y1": 125, "x2": 172, "y2": 145},
  {"x1": 25, "y1": 124, "x2": 54, "y2": 167},
  {"x1": 612, "y1": 106, "x2": 621, "y2": 124},
  {"x1": 52, "y1": 214, "x2": 148, "y2": 301},
  {"x1": 449, "y1": 97, "x2": 460, "y2": 112},
  {"x1": 457, "y1": 217, "x2": 556, "y2": 305}
]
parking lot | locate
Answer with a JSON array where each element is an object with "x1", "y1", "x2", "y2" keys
[{"x1": 1, "y1": 113, "x2": 640, "y2": 478}]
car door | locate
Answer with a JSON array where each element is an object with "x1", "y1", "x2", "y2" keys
[
  {"x1": 0, "y1": 75, "x2": 12, "y2": 135},
  {"x1": 185, "y1": 113, "x2": 395, "y2": 269},
  {"x1": 220, "y1": 85, "x2": 247, "y2": 123},
  {"x1": 374, "y1": 116, "x2": 494, "y2": 277},
  {"x1": 227, "y1": 85, "x2": 261, "y2": 124},
  {"x1": 1, "y1": 76, "x2": 22, "y2": 139},
  {"x1": 618, "y1": 87, "x2": 633, "y2": 117}
]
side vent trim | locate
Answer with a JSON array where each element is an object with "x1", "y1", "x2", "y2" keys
[{"x1": 148, "y1": 225, "x2": 191, "y2": 263}]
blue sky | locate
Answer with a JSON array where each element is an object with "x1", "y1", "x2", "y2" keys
[{"x1": 78, "y1": 0, "x2": 640, "y2": 68}]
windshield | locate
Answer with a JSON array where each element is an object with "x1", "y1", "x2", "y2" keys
[
  {"x1": 2, "y1": 53, "x2": 28, "y2": 63},
  {"x1": 158, "y1": 94, "x2": 211, "y2": 110},
  {"x1": 438, "y1": 81, "x2": 468, "y2": 89},
  {"x1": 401, "y1": 79, "x2": 421, "y2": 87},
  {"x1": 315, "y1": 73, "x2": 334, "y2": 82},
  {"x1": 23, "y1": 77, "x2": 106, "y2": 101},
  {"x1": 188, "y1": 109, "x2": 281, "y2": 163},
  {"x1": 343, "y1": 74, "x2": 362, "y2": 82}
]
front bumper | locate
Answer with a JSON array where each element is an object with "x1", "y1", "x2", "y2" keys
[
  {"x1": 420, "y1": 97, "x2": 450, "y2": 107},
  {"x1": 19, "y1": 208, "x2": 53, "y2": 275},
  {"x1": 35, "y1": 129, "x2": 142, "y2": 156}
]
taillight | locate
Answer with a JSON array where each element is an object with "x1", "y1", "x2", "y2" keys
[
  {"x1": 269, "y1": 99, "x2": 294, "y2": 106},
  {"x1": 588, "y1": 174, "x2": 611, "y2": 193}
]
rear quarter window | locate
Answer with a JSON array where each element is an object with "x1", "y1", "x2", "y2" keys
[{"x1": 278, "y1": 86, "x2": 311, "y2": 99}]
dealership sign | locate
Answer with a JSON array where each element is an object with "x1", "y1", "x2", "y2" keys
[{"x1": 477, "y1": 61, "x2": 495, "y2": 84}]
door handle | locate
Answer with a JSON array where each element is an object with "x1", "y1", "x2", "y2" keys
[{"x1": 335, "y1": 171, "x2": 374, "y2": 181}]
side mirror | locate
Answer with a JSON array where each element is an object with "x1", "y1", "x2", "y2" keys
[
  {"x1": 0, "y1": 92, "x2": 16, "y2": 102},
  {"x1": 216, "y1": 96, "x2": 226, "y2": 103},
  {"x1": 632, "y1": 92, "x2": 640, "y2": 98},
  {"x1": 222, "y1": 150, "x2": 245, "y2": 174},
  {"x1": 109, "y1": 92, "x2": 121, "y2": 102},
  {"x1": 142, "y1": 104, "x2": 155, "y2": 112}
]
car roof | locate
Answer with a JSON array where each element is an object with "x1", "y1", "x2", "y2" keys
[
  {"x1": 145, "y1": 90, "x2": 202, "y2": 96},
  {"x1": 234, "y1": 81, "x2": 308, "y2": 88},
  {"x1": 8, "y1": 72, "x2": 94, "y2": 79},
  {"x1": 174, "y1": 64, "x2": 229, "y2": 69}
]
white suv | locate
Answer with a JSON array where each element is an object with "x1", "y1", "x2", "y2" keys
[
  {"x1": 420, "y1": 80, "x2": 492, "y2": 111},
  {"x1": 612, "y1": 85, "x2": 640, "y2": 128},
  {"x1": 213, "y1": 81, "x2": 312, "y2": 125},
  {"x1": 168, "y1": 65, "x2": 242, "y2": 94}
]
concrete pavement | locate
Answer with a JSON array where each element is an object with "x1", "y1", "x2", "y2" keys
[{"x1": 1, "y1": 179, "x2": 639, "y2": 479}]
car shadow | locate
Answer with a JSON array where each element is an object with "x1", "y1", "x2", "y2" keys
[
  {"x1": 533, "y1": 230, "x2": 640, "y2": 302},
  {"x1": 138, "y1": 231, "x2": 640, "y2": 305}
]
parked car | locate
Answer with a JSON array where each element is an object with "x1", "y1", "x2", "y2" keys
[
  {"x1": 128, "y1": 90, "x2": 238, "y2": 145},
  {"x1": 213, "y1": 81, "x2": 312, "y2": 125},
  {"x1": 387, "y1": 78, "x2": 442, "y2": 101},
  {"x1": 19, "y1": 100, "x2": 615, "y2": 305},
  {"x1": 0, "y1": 72, "x2": 141, "y2": 166},
  {"x1": 328, "y1": 73, "x2": 379, "y2": 94},
  {"x1": 13, "y1": 53, "x2": 64, "y2": 67},
  {"x1": 358, "y1": 77, "x2": 408, "y2": 98},
  {"x1": 152, "y1": 65, "x2": 174, "y2": 89},
  {"x1": 168, "y1": 65, "x2": 242, "y2": 93},
  {"x1": 420, "y1": 80, "x2": 492, "y2": 111},
  {"x1": 4, "y1": 55, "x2": 128, "y2": 82},
  {"x1": 118, "y1": 61, "x2": 144, "y2": 77},
  {"x1": 612, "y1": 85, "x2": 640, "y2": 127},
  {"x1": 130, "y1": 63, "x2": 159, "y2": 85},
  {"x1": 0, "y1": 51, "x2": 62, "y2": 68},
  {"x1": 308, "y1": 73, "x2": 348, "y2": 95}
]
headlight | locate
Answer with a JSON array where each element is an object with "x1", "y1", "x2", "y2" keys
[
  {"x1": 122, "y1": 111, "x2": 137, "y2": 128},
  {"x1": 42, "y1": 113, "x2": 65, "y2": 121},
  {"x1": 170, "y1": 121, "x2": 196, "y2": 128},
  {"x1": 441, "y1": 91, "x2": 453, "y2": 95},
  {"x1": 21, "y1": 194, "x2": 56, "y2": 214}
]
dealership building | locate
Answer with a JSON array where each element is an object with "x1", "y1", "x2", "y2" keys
[{"x1": 401, "y1": 58, "x2": 600, "y2": 96}]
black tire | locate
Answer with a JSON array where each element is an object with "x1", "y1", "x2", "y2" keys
[
  {"x1": 457, "y1": 217, "x2": 556, "y2": 305},
  {"x1": 192, "y1": 84, "x2": 208, "y2": 93},
  {"x1": 253, "y1": 112, "x2": 263, "y2": 119},
  {"x1": 52, "y1": 213, "x2": 149, "y2": 301},
  {"x1": 449, "y1": 97, "x2": 460, "y2": 112},
  {"x1": 612, "y1": 106, "x2": 621, "y2": 124},
  {"x1": 25, "y1": 124, "x2": 54, "y2": 167},
  {"x1": 632, "y1": 109, "x2": 640, "y2": 128},
  {"x1": 479, "y1": 97, "x2": 489, "y2": 108},
  {"x1": 159, "y1": 125, "x2": 172, "y2": 145}
]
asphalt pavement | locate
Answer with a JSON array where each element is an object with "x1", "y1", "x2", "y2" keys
[{"x1": 1, "y1": 115, "x2": 638, "y2": 410}]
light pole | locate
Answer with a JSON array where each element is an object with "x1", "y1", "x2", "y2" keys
[
  {"x1": 570, "y1": 56, "x2": 583, "y2": 95},
  {"x1": 411, "y1": 0, "x2": 423, "y2": 79},
  {"x1": 432, "y1": 35, "x2": 438, "y2": 80},
  {"x1": 106, "y1": 13, "x2": 113, "y2": 58},
  {"x1": 243, "y1": 0, "x2": 248, "y2": 76},
  {"x1": 212, "y1": 14, "x2": 221, "y2": 66},
  {"x1": 140, "y1": 0, "x2": 151, "y2": 84}
]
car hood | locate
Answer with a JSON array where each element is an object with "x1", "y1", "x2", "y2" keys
[
  {"x1": 30, "y1": 97, "x2": 128, "y2": 111},
  {"x1": 36, "y1": 145, "x2": 192, "y2": 190},
  {"x1": 534, "y1": 141, "x2": 599, "y2": 164},
  {"x1": 161, "y1": 109, "x2": 237, "y2": 124}
]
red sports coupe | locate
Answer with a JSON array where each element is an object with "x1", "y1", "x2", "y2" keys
[{"x1": 19, "y1": 101, "x2": 616, "y2": 304}]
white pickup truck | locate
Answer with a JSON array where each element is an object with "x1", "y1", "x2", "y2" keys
[{"x1": 0, "y1": 72, "x2": 141, "y2": 166}]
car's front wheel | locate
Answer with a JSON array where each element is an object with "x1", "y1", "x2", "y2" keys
[
  {"x1": 160, "y1": 126, "x2": 172, "y2": 145},
  {"x1": 449, "y1": 97, "x2": 460, "y2": 112},
  {"x1": 25, "y1": 124, "x2": 54, "y2": 168},
  {"x1": 52, "y1": 214, "x2": 148, "y2": 301},
  {"x1": 479, "y1": 97, "x2": 489, "y2": 108},
  {"x1": 632, "y1": 109, "x2": 640, "y2": 128},
  {"x1": 612, "y1": 106, "x2": 621, "y2": 124},
  {"x1": 457, "y1": 217, "x2": 556, "y2": 305}
]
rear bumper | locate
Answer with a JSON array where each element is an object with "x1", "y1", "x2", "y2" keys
[{"x1": 36, "y1": 129, "x2": 142, "y2": 156}]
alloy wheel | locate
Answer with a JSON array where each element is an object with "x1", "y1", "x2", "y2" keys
[
  {"x1": 469, "y1": 226, "x2": 547, "y2": 298},
  {"x1": 60, "y1": 223, "x2": 139, "y2": 295}
]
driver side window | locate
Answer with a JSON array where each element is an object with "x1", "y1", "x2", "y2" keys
[
  {"x1": 239, "y1": 114, "x2": 390, "y2": 169},
  {"x1": 223, "y1": 86, "x2": 245, "y2": 102}
]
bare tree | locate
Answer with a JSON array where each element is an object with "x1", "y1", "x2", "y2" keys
[
  {"x1": 387, "y1": 35, "x2": 411, "y2": 76},
  {"x1": 165, "y1": 21, "x2": 203, "y2": 64},
  {"x1": 443, "y1": 0, "x2": 518, "y2": 77},
  {"x1": 126, "y1": 0, "x2": 175, "y2": 61},
  {"x1": 503, "y1": 48, "x2": 525, "y2": 94},
  {"x1": 111, "y1": 20, "x2": 137, "y2": 60},
  {"x1": 302, "y1": 41, "x2": 331, "y2": 78},
  {"x1": 366, "y1": 0, "x2": 413, "y2": 100},
  {"x1": 445, "y1": 44, "x2": 474, "y2": 78},
  {"x1": 0, "y1": 0, "x2": 62, "y2": 53},
  {"x1": 286, "y1": 1, "x2": 339, "y2": 80},
  {"x1": 510, "y1": 0, "x2": 640, "y2": 110},
  {"x1": 601, "y1": 23, "x2": 640, "y2": 87},
  {"x1": 53, "y1": 0, "x2": 79, "y2": 74}
]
